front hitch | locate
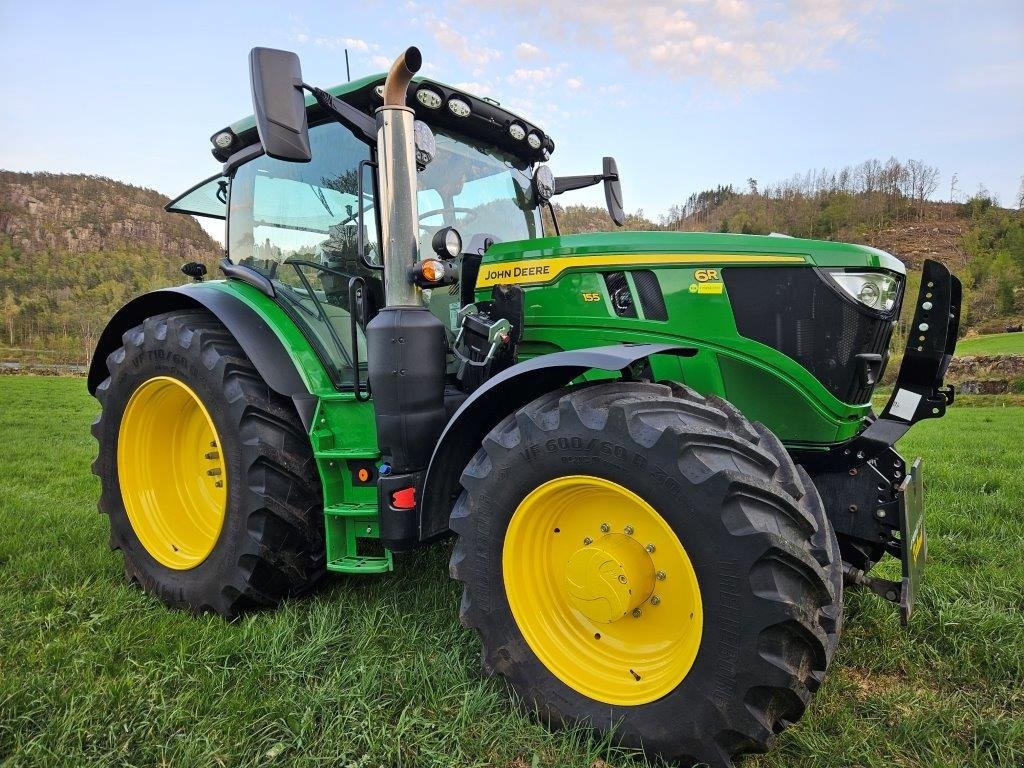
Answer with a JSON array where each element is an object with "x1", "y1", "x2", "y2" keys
[{"x1": 805, "y1": 258, "x2": 960, "y2": 623}]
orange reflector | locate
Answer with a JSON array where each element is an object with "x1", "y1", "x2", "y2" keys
[
  {"x1": 357, "y1": 467, "x2": 370, "y2": 482},
  {"x1": 420, "y1": 259, "x2": 445, "y2": 282},
  {"x1": 391, "y1": 486, "x2": 417, "y2": 509}
]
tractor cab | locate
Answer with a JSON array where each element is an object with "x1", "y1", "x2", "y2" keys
[{"x1": 168, "y1": 73, "x2": 562, "y2": 385}]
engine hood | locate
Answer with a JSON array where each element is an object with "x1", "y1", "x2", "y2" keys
[{"x1": 477, "y1": 231, "x2": 904, "y2": 290}]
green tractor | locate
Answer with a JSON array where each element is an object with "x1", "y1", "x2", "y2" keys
[{"x1": 89, "y1": 46, "x2": 960, "y2": 766}]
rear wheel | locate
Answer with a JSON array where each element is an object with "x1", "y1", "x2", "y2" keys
[
  {"x1": 91, "y1": 310, "x2": 325, "y2": 618},
  {"x1": 450, "y1": 382, "x2": 842, "y2": 767}
]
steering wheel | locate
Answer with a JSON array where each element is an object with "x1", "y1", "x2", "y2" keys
[{"x1": 419, "y1": 207, "x2": 474, "y2": 222}]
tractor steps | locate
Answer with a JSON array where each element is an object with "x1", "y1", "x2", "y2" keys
[{"x1": 323, "y1": 503, "x2": 393, "y2": 574}]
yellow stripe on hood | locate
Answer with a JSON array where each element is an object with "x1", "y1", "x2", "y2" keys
[{"x1": 474, "y1": 252, "x2": 806, "y2": 288}]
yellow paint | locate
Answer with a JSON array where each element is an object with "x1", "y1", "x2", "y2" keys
[
  {"x1": 117, "y1": 376, "x2": 227, "y2": 570},
  {"x1": 502, "y1": 475, "x2": 703, "y2": 706},
  {"x1": 911, "y1": 526, "x2": 925, "y2": 564},
  {"x1": 476, "y1": 252, "x2": 805, "y2": 288}
]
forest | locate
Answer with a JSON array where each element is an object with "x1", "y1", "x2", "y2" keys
[{"x1": 1, "y1": 162, "x2": 1022, "y2": 364}]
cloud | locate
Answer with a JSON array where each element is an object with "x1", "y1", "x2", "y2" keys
[
  {"x1": 311, "y1": 36, "x2": 370, "y2": 51},
  {"x1": 515, "y1": 42, "x2": 543, "y2": 60},
  {"x1": 427, "y1": 19, "x2": 501, "y2": 70},
  {"x1": 461, "y1": 0, "x2": 887, "y2": 87}
]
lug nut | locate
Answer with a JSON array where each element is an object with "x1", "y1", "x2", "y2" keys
[
  {"x1": 624, "y1": 525, "x2": 634, "y2": 535},
  {"x1": 631, "y1": 608, "x2": 642, "y2": 618},
  {"x1": 600, "y1": 523, "x2": 610, "y2": 533},
  {"x1": 206, "y1": 468, "x2": 221, "y2": 477},
  {"x1": 645, "y1": 544, "x2": 656, "y2": 554},
  {"x1": 583, "y1": 537, "x2": 593, "y2": 546},
  {"x1": 650, "y1": 596, "x2": 661, "y2": 606},
  {"x1": 204, "y1": 451, "x2": 219, "y2": 460},
  {"x1": 656, "y1": 571, "x2": 667, "y2": 581}
]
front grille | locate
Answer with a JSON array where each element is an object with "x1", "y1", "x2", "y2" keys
[{"x1": 722, "y1": 267, "x2": 899, "y2": 403}]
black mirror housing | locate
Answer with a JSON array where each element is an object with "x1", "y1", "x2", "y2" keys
[
  {"x1": 249, "y1": 47, "x2": 311, "y2": 162},
  {"x1": 603, "y1": 156, "x2": 625, "y2": 227}
]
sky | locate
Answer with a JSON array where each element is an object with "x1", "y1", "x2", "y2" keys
[{"x1": 1, "y1": 0, "x2": 1022, "y2": 243}]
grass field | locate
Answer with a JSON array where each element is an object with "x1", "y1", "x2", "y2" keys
[
  {"x1": 1, "y1": 376, "x2": 1022, "y2": 768},
  {"x1": 956, "y1": 332, "x2": 1024, "y2": 356}
]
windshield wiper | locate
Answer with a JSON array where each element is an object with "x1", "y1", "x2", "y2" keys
[{"x1": 309, "y1": 184, "x2": 334, "y2": 217}]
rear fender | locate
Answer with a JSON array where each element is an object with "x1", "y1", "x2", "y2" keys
[
  {"x1": 87, "y1": 286, "x2": 318, "y2": 430},
  {"x1": 417, "y1": 343, "x2": 696, "y2": 542}
]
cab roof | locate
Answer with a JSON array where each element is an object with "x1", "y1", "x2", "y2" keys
[{"x1": 214, "y1": 73, "x2": 554, "y2": 167}]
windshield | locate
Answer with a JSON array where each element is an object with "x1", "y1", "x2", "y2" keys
[{"x1": 413, "y1": 127, "x2": 542, "y2": 255}]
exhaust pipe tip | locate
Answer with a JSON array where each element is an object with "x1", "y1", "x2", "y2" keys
[{"x1": 383, "y1": 46, "x2": 422, "y2": 106}]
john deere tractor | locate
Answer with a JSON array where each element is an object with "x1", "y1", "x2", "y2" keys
[{"x1": 89, "y1": 46, "x2": 960, "y2": 765}]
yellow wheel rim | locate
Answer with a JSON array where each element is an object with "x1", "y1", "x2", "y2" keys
[
  {"x1": 117, "y1": 376, "x2": 227, "y2": 570},
  {"x1": 503, "y1": 475, "x2": 703, "y2": 706}
]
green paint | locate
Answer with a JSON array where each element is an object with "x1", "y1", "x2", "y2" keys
[
  {"x1": 194, "y1": 280, "x2": 390, "y2": 572},
  {"x1": 191, "y1": 226, "x2": 908, "y2": 556},
  {"x1": 476, "y1": 231, "x2": 899, "y2": 444}
]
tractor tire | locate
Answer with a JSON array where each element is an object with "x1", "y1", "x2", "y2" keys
[
  {"x1": 449, "y1": 382, "x2": 842, "y2": 767},
  {"x1": 91, "y1": 309, "x2": 325, "y2": 618}
]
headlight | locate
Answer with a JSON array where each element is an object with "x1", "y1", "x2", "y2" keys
[
  {"x1": 828, "y1": 270, "x2": 901, "y2": 312},
  {"x1": 432, "y1": 226, "x2": 463, "y2": 258}
]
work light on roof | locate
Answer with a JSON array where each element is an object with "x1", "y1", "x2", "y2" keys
[
  {"x1": 212, "y1": 131, "x2": 234, "y2": 150},
  {"x1": 447, "y1": 97, "x2": 471, "y2": 117},
  {"x1": 509, "y1": 123, "x2": 526, "y2": 141},
  {"x1": 416, "y1": 88, "x2": 443, "y2": 109},
  {"x1": 526, "y1": 132, "x2": 542, "y2": 150}
]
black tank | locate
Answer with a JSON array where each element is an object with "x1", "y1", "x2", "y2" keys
[{"x1": 365, "y1": 305, "x2": 448, "y2": 472}]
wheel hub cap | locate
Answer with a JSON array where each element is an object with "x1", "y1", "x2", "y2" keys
[{"x1": 564, "y1": 535, "x2": 655, "y2": 623}]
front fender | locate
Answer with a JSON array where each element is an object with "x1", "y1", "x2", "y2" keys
[
  {"x1": 87, "y1": 285, "x2": 318, "y2": 429},
  {"x1": 417, "y1": 343, "x2": 695, "y2": 542}
]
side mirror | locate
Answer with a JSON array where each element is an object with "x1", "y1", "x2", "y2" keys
[
  {"x1": 603, "y1": 157, "x2": 625, "y2": 227},
  {"x1": 249, "y1": 47, "x2": 311, "y2": 162}
]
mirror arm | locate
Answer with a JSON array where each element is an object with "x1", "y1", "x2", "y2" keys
[
  {"x1": 553, "y1": 173, "x2": 605, "y2": 195},
  {"x1": 304, "y1": 84, "x2": 378, "y2": 144}
]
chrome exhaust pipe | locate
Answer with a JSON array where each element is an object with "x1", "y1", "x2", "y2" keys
[
  {"x1": 376, "y1": 46, "x2": 422, "y2": 307},
  {"x1": 365, "y1": 46, "x2": 448, "y2": 488}
]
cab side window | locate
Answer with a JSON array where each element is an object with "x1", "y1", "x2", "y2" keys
[{"x1": 228, "y1": 122, "x2": 380, "y2": 388}]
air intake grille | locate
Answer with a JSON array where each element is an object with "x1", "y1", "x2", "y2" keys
[
  {"x1": 722, "y1": 267, "x2": 899, "y2": 403},
  {"x1": 603, "y1": 271, "x2": 637, "y2": 317},
  {"x1": 631, "y1": 270, "x2": 668, "y2": 320}
]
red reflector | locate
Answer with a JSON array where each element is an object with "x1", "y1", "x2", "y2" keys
[{"x1": 391, "y1": 486, "x2": 416, "y2": 509}]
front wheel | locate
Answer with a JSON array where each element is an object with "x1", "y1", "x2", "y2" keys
[{"x1": 449, "y1": 382, "x2": 842, "y2": 767}]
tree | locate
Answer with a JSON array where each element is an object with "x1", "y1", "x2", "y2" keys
[{"x1": 2, "y1": 290, "x2": 18, "y2": 346}]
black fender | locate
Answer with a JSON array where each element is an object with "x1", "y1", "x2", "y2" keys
[
  {"x1": 417, "y1": 343, "x2": 696, "y2": 542},
  {"x1": 87, "y1": 286, "x2": 319, "y2": 430}
]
